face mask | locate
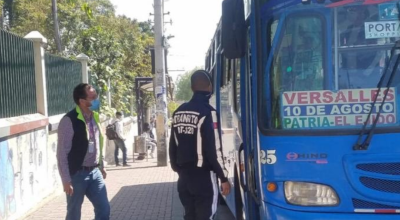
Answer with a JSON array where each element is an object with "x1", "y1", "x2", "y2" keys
[{"x1": 89, "y1": 99, "x2": 100, "y2": 111}]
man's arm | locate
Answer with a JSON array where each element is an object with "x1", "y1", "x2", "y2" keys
[
  {"x1": 169, "y1": 122, "x2": 179, "y2": 172},
  {"x1": 56, "y1": 117, "x2": 74, "y2": 184},
  {"x1": 202, "y1": 111, "x2": 228, "y2": 183},
  {"x1": 115, "y1": 121, "x2": 125, "y2": 140},
  {"x1": 144, "y1": 131, "x2": 155, "y2": 142}
]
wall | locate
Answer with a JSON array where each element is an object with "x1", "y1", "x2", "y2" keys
[
  {"x1": 0, "y1": 116, "x2": 137, "y2": 220},
  {"x1": 0, "y1": 127, "x2": 60, "y2": 220},
  {"x1": 0, "y1": 29, "x2": 139, "y2": 220}
]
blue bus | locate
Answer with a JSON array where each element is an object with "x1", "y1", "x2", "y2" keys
[{"x1": 205, "y1": 0, "x2": 400, "y2": 219}]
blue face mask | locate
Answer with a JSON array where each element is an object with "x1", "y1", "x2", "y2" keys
[{"x1": 89, "y1": 99, "x2": 100, "y2": 111}]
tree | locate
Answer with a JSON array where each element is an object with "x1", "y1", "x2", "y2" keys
[
  {"x1": 2, "y1": 0, "x2": 14, "y2": 29},
  {"x1": 6, "y1": 0, "x2": 155, "y2": 116},
  {"x1": 175, "y1": 67, "x2": 202, "y2": 102},
  {"x1": 52, "y1": 0, "x2": 62, "y2": 52},
  {"x1": 0, "y1": 1, "x2": 4, "y2": 28},
  {"x1": 167, "y1": 101, "x2": 179, "y2": 116}
]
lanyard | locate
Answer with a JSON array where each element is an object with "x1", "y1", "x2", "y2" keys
[{"x1": 85, "y1": 115, "x2": 96, "y2": 143}]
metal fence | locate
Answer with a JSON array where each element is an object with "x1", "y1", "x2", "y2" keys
[
  {"x1": 0, "y1": 29, "x2": 37, "y2": 118},
  {"x1": 45, "y1": 54, "x2": 82, "y2": 116}
]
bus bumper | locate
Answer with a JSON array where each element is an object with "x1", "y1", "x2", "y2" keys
[{"x1": 264, "y1": 204, "x2": 399, "y2": 220}]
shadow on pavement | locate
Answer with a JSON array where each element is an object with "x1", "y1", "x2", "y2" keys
[
  {"x1": 109, "y1": 182, "x2": 181, "y2": 220},
  {"x1": 106, "y1": 165, "x2": 158, "y2": 172},
  {"x1": 109, "y1": 182, "x2": 235, "y2": 220}
]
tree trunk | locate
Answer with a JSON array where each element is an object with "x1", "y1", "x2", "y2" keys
[{"x1": 52, "y1": 0, "x2": 62, "y2": 52}]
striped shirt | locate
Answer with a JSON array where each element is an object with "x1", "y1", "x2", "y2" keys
[{"x1": 56, "y1": 112, "x2": 100, "y2": 184}]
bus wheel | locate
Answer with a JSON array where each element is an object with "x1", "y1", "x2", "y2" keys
[{"x1": 234, "y1": 166, "x2": 244, "y2": 220}]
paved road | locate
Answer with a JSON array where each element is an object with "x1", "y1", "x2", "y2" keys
[{"x1": 22, "y1": 157, "x2": 235, "y2": 220}]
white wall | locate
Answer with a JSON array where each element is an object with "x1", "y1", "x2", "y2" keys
[
  {"x1": 0, "y1": 128, "x2": 60, "y2": 220},
  {"x1": 0, "y1": 117, "x2": 138, "y2": 220}
]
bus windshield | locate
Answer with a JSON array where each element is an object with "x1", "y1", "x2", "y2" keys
[{"x1": 265, "y1": 3, "x2": 400, "y2": 130}]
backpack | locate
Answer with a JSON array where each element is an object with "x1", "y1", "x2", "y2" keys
[{"x1": 106, "y1": 122, "x2": 118, "y2": 140}]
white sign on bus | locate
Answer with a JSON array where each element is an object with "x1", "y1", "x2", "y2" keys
[{"x1": 364, "y1": 21, "x2": 400, "y2": 39}]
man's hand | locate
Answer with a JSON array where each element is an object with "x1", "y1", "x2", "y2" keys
[
  {"x1": 221, "y1": 181, "x2": 231, "y2": 196},
  {"x1": 101, "y1": 168, "x2": 107, "y2": 179},
  {"x1": 63, "y1": 182, "x2": 73, "y2": 196}
]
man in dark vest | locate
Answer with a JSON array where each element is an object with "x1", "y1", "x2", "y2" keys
[{"x1": 57, "y1": 83, "x2": 110, "y2": 220}]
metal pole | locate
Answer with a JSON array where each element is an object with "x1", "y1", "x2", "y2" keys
[{"x1": 154, "y1": 0, "x2": 168, "y2": 166}]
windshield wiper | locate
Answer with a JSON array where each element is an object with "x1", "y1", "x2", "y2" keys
[{"x1": 353, "y1": 40, "x2": 400, "y2": 151}]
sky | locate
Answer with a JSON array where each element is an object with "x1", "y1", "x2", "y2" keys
[{"x1": 110, "y1": 0, "x2": 223, "y2": 81}]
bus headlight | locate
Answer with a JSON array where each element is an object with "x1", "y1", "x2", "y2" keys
[{"x1": 284, "y1": 181, "x2": 339, "y2": 206}]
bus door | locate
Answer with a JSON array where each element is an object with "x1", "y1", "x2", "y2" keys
[{"x1": 243, "y1": 27, "x2": 262, "y2": 220}]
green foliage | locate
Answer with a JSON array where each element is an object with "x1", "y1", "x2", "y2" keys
[
  {"x1": 168, "y1": 101, "x2": 179, "y2": 116},
  {"x1": 0, "y1": 3, "x2": 3, "y2": 26},
  {"x1": 142, "y1": 91, "x2": 155, "y2": 110},
  {"x1": 175, "y1": 67, "x2": 202, "y2": 102},
  {"x1": 5, "y1": 0, "x2": 154, "y2": 117}
]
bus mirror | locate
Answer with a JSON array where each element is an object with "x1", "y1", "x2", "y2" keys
[{"x1": 221, "y1": 0, "x2": 246, "y2": 59}]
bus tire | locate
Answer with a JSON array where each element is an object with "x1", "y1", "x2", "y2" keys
[{"x1": 234, "y1": 166, "x2": 244, "y2": 220}]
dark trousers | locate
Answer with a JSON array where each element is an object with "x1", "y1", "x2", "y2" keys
[
  {"x1": 178, "y1": 167, "x2": 219, "y2": 220},
  {"x1": 114, "y1": 139, "x2": 127, "y2": 165}
]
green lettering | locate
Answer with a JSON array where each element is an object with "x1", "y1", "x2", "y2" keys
[
  {"x1": 283, "y1": 118, "x2": 291, "y2": 128},
  {"x1": 299, "y1": 117, "x2": 307, "y2": 127},
  {"x1": 322, "y1": 117, "x2": 330, "y2": 127},
  {"x1": 309, "y1": 117, "x2": 316, "y2": 127},
  {"x1": 292, "y1": 118, "x2": 299, "y2": 129}
]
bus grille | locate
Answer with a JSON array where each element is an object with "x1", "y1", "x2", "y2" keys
[
  {"x1": 352, "y1": 199, "x2": 400, "y2": 209},
  {"x1": 356, "y1": 163, "x2": 400, "y2": 175},
  {"x1": 360, "y1": 177, "x2": 400, "y2": 194}
]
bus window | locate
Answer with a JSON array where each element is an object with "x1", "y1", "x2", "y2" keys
[
  {"x1": 262, "y1": 4, "x2": 400, "y2": 131},
  {"x1": 234, "y1": 59, "x2": 241, "y2": 117},
  {"x1": 228, "y1": 59, "x2": 234, "y2": 83},
  {"x1": 269, "y1": 15, "x2": 324, "y2": 128},
  {"x1": 210, "y1": 66, "x2": 217, "y2": 109},
  {"x1": 271, "y1": 15, "x2": 324, "y2": 93},
  {"x1": 211, "y1": 42, "x2": 214, "y2": 66},
  {"x1": 269, "y1": 19, "x2": 279, "y2": 47},
  {"x1": 222, "y1": 58, "x2": 230, "y2": 87},
  {"x1": 205, "y1": 53, "x2": 210, "y2": 71},
  {"x1": 335, "y1": 5, "x2": 400, "y2": 90}
]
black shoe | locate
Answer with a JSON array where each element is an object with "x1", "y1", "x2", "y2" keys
[
  {"x1": 116, "y1": 164, "x2": 121, "y2": 167},
  {"x1": 123, "y1": 164, "x2": 131, "y2": 167}
]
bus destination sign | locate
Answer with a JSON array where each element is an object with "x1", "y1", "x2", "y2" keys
[{"x1": 280, "y1": 88, "x2": 398, "y2": 129}]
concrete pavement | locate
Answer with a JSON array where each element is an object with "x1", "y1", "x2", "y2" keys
[{"x1": 21, "y1": 156, "x2": 235, "y2": 220}]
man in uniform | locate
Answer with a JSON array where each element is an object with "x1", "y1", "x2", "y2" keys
[{"x1": 169, "y1": 70, "x2": 230, "y2": 220}]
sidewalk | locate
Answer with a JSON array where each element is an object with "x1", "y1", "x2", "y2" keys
[
  {"x1": 21, "y1": 156, "x2": 235, "y2": 220},
  {"x1": 21, "y1": 157, "x2": 184, "y2": 220}
]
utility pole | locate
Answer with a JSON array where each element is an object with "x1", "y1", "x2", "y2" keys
[{"x1": 154, "y1": 0, "x2": 168, "y2": 166}]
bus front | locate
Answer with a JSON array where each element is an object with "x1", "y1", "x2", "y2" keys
[{"x1": 257, "y1": 0, "x2": 400, "y2": 219}]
